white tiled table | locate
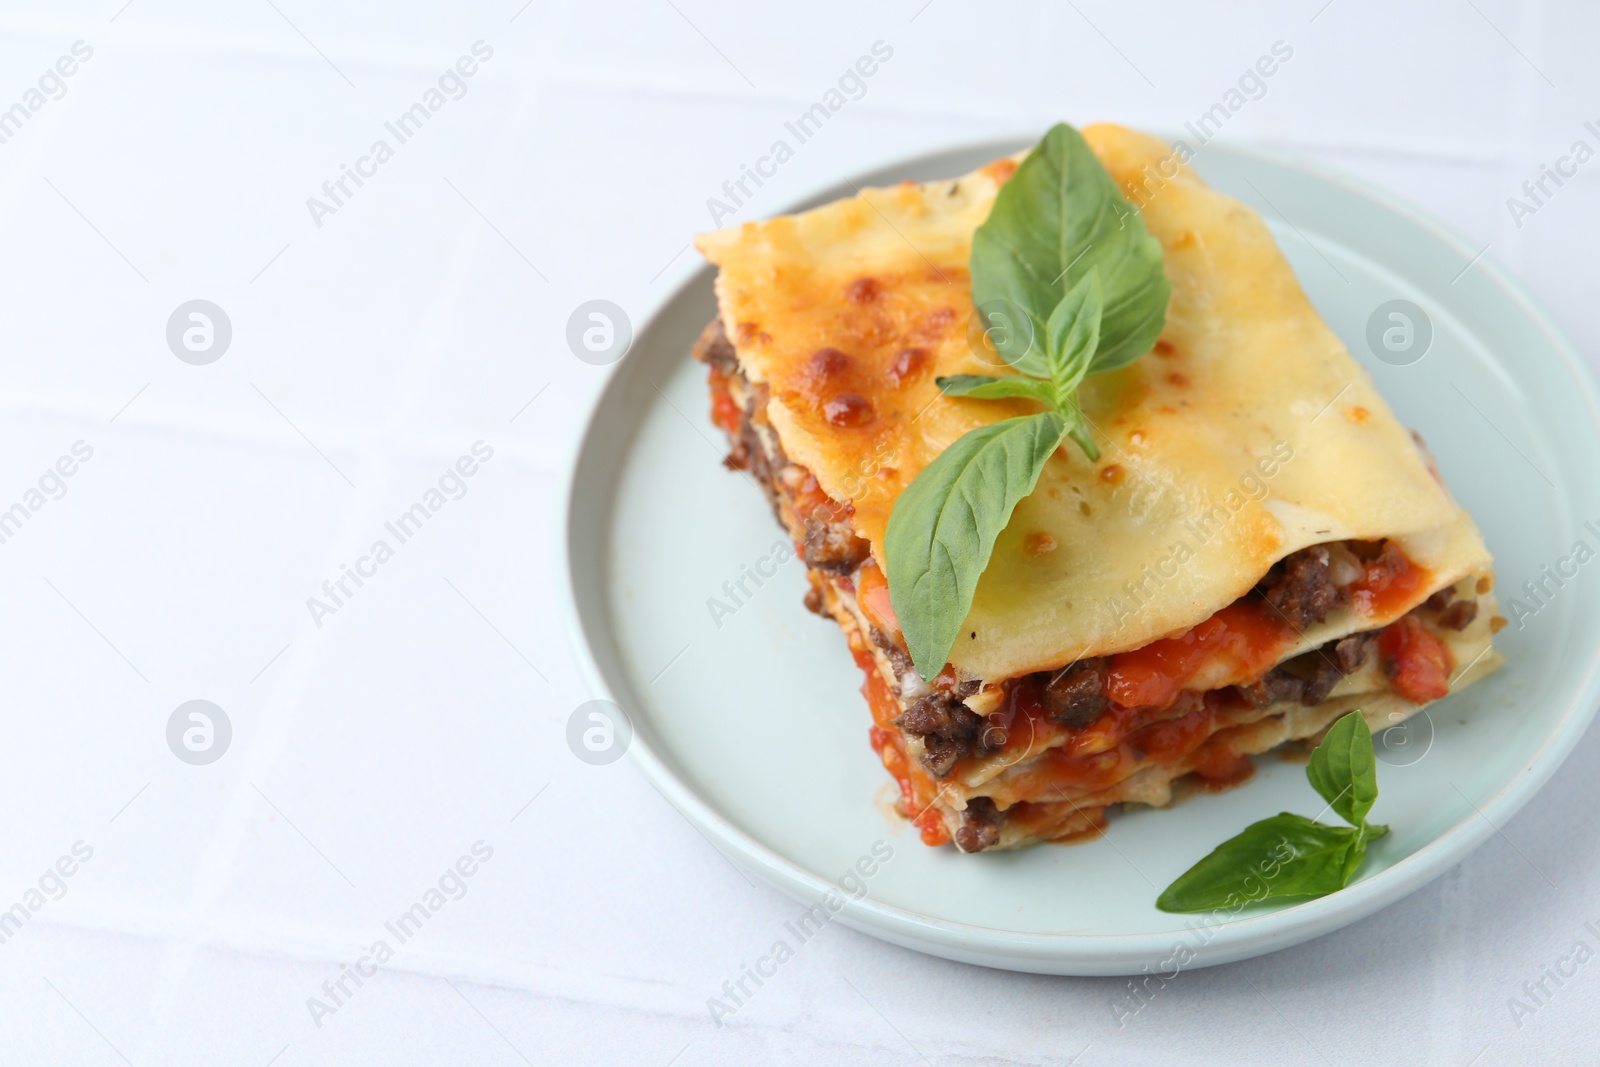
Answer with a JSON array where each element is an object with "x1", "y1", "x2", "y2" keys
[{"x1": 0, "y1": 1, "x2": 1595, "y2": 1063}]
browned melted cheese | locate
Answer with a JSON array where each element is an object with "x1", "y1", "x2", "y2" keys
[{"x1": 696, "y1": 124, "x2": 1495, "y2": 680}]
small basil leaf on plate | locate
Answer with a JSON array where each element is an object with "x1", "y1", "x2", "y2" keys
[
  {"x1": 936, "y1": 374, "x2": 1058, "y2": 406},
  {"x1": 1341, "y1": 822, "x2": 1388, "y2": 883},
  {"x1": 1306, "y1": 710, "x2": 1380, "y2": 828},
  {"x1": 1155, "y1": 813, "x2": 1360, "y2": 913},
  {"x1": 885, "y1": 412, "x2": 1068, "y2": 680}
]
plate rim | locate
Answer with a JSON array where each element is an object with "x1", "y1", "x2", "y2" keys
[{"x1": 556, "y1": 135, "x2": 1600, "y2": 975}]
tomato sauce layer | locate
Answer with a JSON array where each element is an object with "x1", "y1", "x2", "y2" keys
[
  {"x1": 990, "y1": 699, "x2": 1223, "y2": 799},
  {"x1": 853, "y1": 643, "x2": 948, "y2": 845},
  {"x1": 707, "y1": 365, "x2": 742, "y2": 435},
  {"x1": 1378, "y1": 614, "x2": 1453, "y2": 703},
  {"x1": 1351, "y1": 544, "x2": 1429, "y2": 618},
  {"x1": 1105, "y1": 602, "x2": 1291, "y2": 710},
  {"x1": 854, "y1": 559, "x2": 900, "y2": 637}
]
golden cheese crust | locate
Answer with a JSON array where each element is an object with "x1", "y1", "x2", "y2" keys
[{"x1": 695, "y1": 124, "x2": 1493, "y2": 680}]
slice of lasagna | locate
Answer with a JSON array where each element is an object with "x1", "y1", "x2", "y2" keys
[{"x1": 692, "y1": 124, "x2": 1502, "y2": 852}]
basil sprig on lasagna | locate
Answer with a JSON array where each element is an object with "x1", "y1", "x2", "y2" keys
[{"x1": 885, "y1": 122, "x2": 1172, "y2": 681}]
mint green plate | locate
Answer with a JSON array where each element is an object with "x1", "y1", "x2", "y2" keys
[{"x1": 559, "y1": 139, "x2": 1600, "y2": 975}]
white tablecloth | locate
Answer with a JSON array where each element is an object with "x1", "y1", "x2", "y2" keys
[{"x1": 0, "y1": 1, "x2": 1596, "y2": 1062}]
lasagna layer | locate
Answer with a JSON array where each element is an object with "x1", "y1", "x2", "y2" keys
[
  {"x1": 697, "y1": 321, "x2": 1503, "y2": 851},
  {"x1": 694, "y1": 124, "x2": 1495, "y2": 680}
]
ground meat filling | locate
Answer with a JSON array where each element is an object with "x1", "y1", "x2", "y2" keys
[
  {"x1": 1233, "y1": 668, "x2": 1305, "y2": 710},
  {"x1": 896, "y1": 683, "x2": 984, "y2": 778},
  {"x1": 1254, "y1": 544, "x2": 1346, "y2": 632},
  {"x1": 697, "y1": 317, "x2": 739, "y2": 374},
  {"x1": 1038, "y1": 658, "x2": 1109, "y2": 729},
  {"x1": 729, "y1": 386, "x2": 781, "y2": 512},
  {"x1": 801, "y1": 508, "x2": 871, "y2": 573},
  {"x1": 1437, "y1": 599, "x2": 1478, "y2": 631},
  {"x1": 1334, "y1": 632, "x2": 1373, "y2": 672},
  {"x1": 954, "y1": 797, "x2": 1001, "y2": 853},
  {"x1": 701, "y1": 322, "x2": 781, "y2": 516},
  {"x1": 1233, "y1": 630, "x2": 1375, "y2": 709},
  {"x1": 870, "y1": 626, "x2": 915, "y2": 681},
  {"x1": 1423, "y1": 582, "x2": 1478, "y2": 631},
  {"x1": 801, "y1": 581, "x2": 827, "y2": 617}
]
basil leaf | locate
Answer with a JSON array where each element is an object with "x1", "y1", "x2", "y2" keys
[
  {"x1": 971, "y1": 298, "x2": 1050, "y2": 378},
  {"x1": 1045, "y1": 269, "x2": 1103, "y2": 396},
  {"x1": 1342, "y1": 822, "x2": 1388, "y2": 883},
  {"x1": 1063, "y1": 417, "x2": 1099, "y2": 463},
  {"x1": 970, "y1": 123, "x2": 1170, "y2": 378},
  {"x1": 936, "y1": 374, "x2": 1057, "y2": 406},
  {"x1": 885, "y1": 412, "x2": 1068, "y2": 680},
  {"x1": 1156, "y1": 813, "x2": 1360, "y2": 913},
  {"x1": 884, "y1": 122, "x2": 1172, "y2": 682},
  {"x1": 1155, "y1": 709, "x2": 1392, "y2": 914},
  {"x1": 1306, "y1": 711, "x2": 1379, "y2": 828}
]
